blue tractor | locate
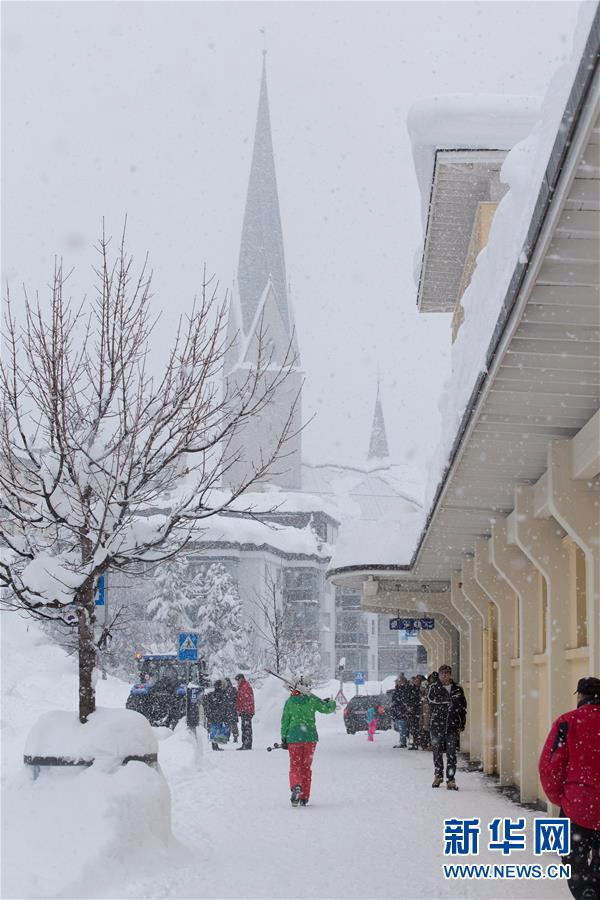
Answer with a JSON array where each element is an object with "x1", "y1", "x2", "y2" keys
[{"x1": 126, "y1": 653, "x2": 210, "y2": 728}]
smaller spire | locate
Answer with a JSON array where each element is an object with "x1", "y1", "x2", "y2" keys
[{"x1": 368, "y1": 381, "x2": 390, "y2": 461}]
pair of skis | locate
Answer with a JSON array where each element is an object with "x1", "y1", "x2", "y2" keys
[{"x1": 263, "y1": 668, "x2": 328, "y2": 703}]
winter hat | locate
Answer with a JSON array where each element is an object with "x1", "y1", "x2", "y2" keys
[
  {"x1": 293, "y1": 675, "x2": 313, "y2": 695},
  {"x1": 235, "y1": 673, "x2": 245, "y2": 682},
  {"x1": 575, "y1": 677, "x2": 600, "y2": 697}
]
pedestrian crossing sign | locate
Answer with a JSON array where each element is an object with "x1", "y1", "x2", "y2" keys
[{"x1": 178, "y1": 632, "x2": 199, "y2": 661}]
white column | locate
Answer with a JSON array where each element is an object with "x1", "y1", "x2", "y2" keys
[
  {"x1": 490, "y1": 518, "x2": 540, "y2": 803},
  {"x1": 462, "y1": 557, "x2": 494, "y2": 774},
  {"x1": 451, "y1": 573, "x2": 480, "y2": 761},
  {"x1": 419, "y1": 632, "x2": 436, "y2": 671},
  {"x1": 547, "y1": 438, "x2": 600, "y2": 672},
  {"x1": 513, "y1": 485, "x2": 572, "y2": 722},
  {"x1": 433, "y1": 617, "x2": 453, "y2": 670},
  {"x1": 475, "y1": 538, "x2": 518, "y2": 786}
]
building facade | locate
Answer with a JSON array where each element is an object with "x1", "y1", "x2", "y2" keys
[{"x1": 330, "y1": 10, "x2": 600, "y2": 807}]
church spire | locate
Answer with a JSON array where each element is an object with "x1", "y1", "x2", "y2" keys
[
  {"x1": 223, "y1": 55, "x2": 302, "y2": 491},
  {"x1": 237, "y1": 53, "x2": 291, "y2": 341},
  {"x1": 368, "y1": 382, "x2": 390, "y2": 461}
]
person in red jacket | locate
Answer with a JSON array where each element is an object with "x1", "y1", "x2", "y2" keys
[
  {"x1": 235, "y1": 673, "x2": 255, "y2": 750},
  {"x1": 538, "y1": 676, "x2": 600, "y2": 900}
]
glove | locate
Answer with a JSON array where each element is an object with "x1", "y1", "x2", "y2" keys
[{"x1": 280, "y1": 740, "x2": 288, "y2": 750}]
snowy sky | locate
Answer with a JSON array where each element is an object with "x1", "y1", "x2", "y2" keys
[{"x1": 1, "y1": 1, "x2": 581, "y2": 472}]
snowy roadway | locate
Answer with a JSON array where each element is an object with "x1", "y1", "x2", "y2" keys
[
  {"x1": 124, "y1": 709, "x2": 566, "y2": 900},
  {"x1": 1, "y1": 615, "x2": 566, "y2": 900}
]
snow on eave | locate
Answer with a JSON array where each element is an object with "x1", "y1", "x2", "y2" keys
[
  {"x1": 334, "y1": 6, "x2": 600, "y2": 583},
  {"x1": 410, "y1": 4, "x2": 600, "y2": 572},
  {"x1": 407, "y1": 93, "x2": 542, "y2": 236}
]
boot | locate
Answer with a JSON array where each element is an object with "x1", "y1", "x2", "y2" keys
[
  {"x1": 290, "y1": 785, "x2": 302, "y2": 807},
  {"x1": 299, "y1": 799, "x2": 309, "y2": 807},
  {"x1": 212, "y1": 743, "x2": 224, "y2": 752},
  {"x1": 432, "y1": 775, "x2": 443, "y2": 788},
  {"x1": 446, "y1": 778, "x2": 459, "y2": 790}
]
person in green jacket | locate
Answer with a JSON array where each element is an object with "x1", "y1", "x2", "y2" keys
[{"x1": 280, "y1": 675, "x2": 336, "y2": 806}]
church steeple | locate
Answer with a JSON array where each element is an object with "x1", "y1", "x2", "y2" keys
[
  {"x1": 368, "y1": 382, "x2": 390, "y2": 461},
  {"x1": 223, "y1": 55, "x2": 302, "y2": 491},
  {"x1": 237, "y1": 53, "x2": 293, "y2": 345}
]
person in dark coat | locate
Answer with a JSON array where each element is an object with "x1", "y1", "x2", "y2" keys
[
  {"x1": 203, "y1": 680, "x2": 229, "y2": 751},
  {"x1": 539, "y1": 677, "x2": 600, "y2": 900},
  {"x1": 428, "y1": 664, "x2": 467, "y2": 789},
  {"x1": 222, "y1": 678, "x2": 239, "y2": 743},
  {"x1": 235, "y1": 673, "x2": 255, "y2": 750},
  {"x1": 407, "y1": 676, "x2": 422, "y2": 749},
  {"x1": 390, "y1": 675, "x2": 411, "y2": 748}
]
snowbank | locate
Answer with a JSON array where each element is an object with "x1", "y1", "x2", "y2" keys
[
  {"x1": 1, "y1": 612, "x2": 181, "y2": 899},
  {"x1": 2, "y1": 760, "x2": 179, "y2": 900}
]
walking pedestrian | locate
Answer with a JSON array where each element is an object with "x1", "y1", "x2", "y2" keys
[
  {"x1": 420, "y1": 671, "x2": 438, "y2": 751},
  {"x1": 407, "y1": 677, "x2": 421, "y2": 749},
  {"x1": 428, "y1": 664, "x2": 467, "y2": 790},
  {"x1": 418, "y1": 675, "x2": 432, "y2": 750},
  {"x1": 539, "y1": 677, "x2": 600, "y2": 900},
  {"x1": 390, "y1": 675, "x2": 411, "y2": 748},
  {"x1": 235, "y1": 673, "x2": 255, "y2": 750},
  {"x1": 223, "y1": 677, "x2": 239, "y2": 743},
  {"x1": 367, "y1": 705, "x2": 377, "y2": 742},
  {"x1": 280, "y1": 675, "x2": 336, "y2": 806},
  {"x1": 204, "y1": 679, "x2": 230, "y2": 751}
]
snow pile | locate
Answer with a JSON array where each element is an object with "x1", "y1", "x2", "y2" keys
[
  {"x1": 1, "y1": 613, "x2": 181, "y2": 899},
  {"x1": 2, "y1": 760, "x2": 179, "y2": 899},
  {"x1": 24, "y1": 707, "x2": 157, "y2": 766}
]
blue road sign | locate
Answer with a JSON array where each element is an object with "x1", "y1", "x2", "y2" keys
[
  {"x1": 354, "y1": 672, "x2": 365, "y2": 685},
  {"x1": 389, "y1": 617, "x2": 435, "y2": 631},
  {"x1": 95, "y1": 575, "x2": 105, "y2": 607},
  {"x1": 178, "y1": 632, "x2": 199, "y2": 662}
]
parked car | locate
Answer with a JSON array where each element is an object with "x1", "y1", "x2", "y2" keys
[{"x1": 343, "y1": 694, "x2": 392, "y2": 734}]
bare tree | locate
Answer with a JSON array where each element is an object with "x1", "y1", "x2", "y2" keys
[
  {"x1": 249, "y1": 569, "x2": 286, "y2": 675},
  {"x1": 0, "y1": 228, "x2": 299, "y2": 722},
  {"x1": 250, "y1": 568, "x2": 323, "y2": 679}
]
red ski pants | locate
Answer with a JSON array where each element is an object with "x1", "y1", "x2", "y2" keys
[{"x1": 288, "y1": 741, "x2": 316, "y2": 800}]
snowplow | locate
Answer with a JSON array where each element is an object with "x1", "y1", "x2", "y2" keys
[{"x1": 126, "y1": 653, "x2": 210, "y2": 728}]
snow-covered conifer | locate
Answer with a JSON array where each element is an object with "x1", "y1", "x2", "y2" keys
[{"x1": 195, "y1": 563, "x2": 250, "y2": 678}]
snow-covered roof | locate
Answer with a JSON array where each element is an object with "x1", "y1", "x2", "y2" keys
[
  {"x1": 328, "y1": 507, "x2": 425, "y2": 574},
  {"x1": 299, "y1": 462, "x2": 422, "y2": 521},
  {"x1": 407, "y1": 93, "x2": 541, "y2": 235},
  {"x1": 329, "y1": 3, "x2": 600, "y2": 580},
  {"x1": 191, "y1": 514, "x2": 331, "y2": 560}
]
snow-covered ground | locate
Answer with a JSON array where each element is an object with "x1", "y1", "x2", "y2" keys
[{"x1": 2, "y1": 614, "x2": 565, "y2": 899}]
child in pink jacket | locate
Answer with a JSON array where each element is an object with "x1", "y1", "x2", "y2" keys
[{"x1": 367, "y1": 706, "x2": 377, "y2": 741}]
